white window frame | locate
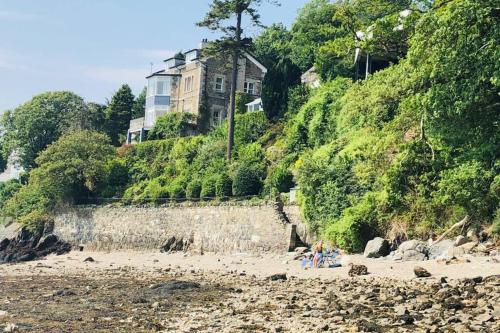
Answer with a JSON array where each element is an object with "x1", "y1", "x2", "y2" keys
[
  {"x1": 244, "y1": 81, "x2": 256, "y2": 95},
  {"x1": 215, "y1": 76, "x2": 225, "y2": 93},
  {"x1": 211, "y1": 106, "x2": 225, "y2": 127}
]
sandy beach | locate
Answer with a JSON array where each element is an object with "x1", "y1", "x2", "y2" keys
[{"x1": 1, "y1": 251, "x2": 499, "y2": 332}]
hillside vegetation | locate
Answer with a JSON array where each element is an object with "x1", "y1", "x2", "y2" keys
[{"x1": 1, "y1": 0, "x2": 498, "y2": 251}]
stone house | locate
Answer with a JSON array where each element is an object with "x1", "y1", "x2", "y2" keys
[{"x1": 127, "y1": 40, "x2": 267, "y2": 143}]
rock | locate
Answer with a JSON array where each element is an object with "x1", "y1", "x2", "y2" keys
[
  {"x1": 363, "y1": 237, "x2": 390, "y2": 258},
  {"x1": 35, "y1": 234, "x2": 59, "y2": 251},
  {"x1": 0, "y1": 224, "x2": 71, "y2": 264},
  {"x1": 269, "y1": 273, "x2": 287, "y2": 281},
  {"x1": 160, "y1": 236, "x2": 192, "y2": 253},
  {"x1": 414, "y1": 266, "x2": 431, "y2": 278},
  {"x1": 53, "y1": 289, "x2": 76, "y2": 297},
  {"x1": 148, "y1": 280, "x2": 201, "y2": 296},
  {"x1": 348, "y1": 264, "x2": 368, "y2": 277},
  {"x1": 84, "y1": 257, "x2": 95, "y2": 262},
  {"x1": 399, "y1": 240, "x2": 428, "y2": 253},
  {"x1": 392, "y1": 240, "x2": 429, "y2": 261},
  {"x1": 460, "y1": 241, "x2": 478, "y2": 253},
  {"x1": 428, "y1": 239, "x2": 454, "y2": 259},
  {"x1": 402, "y1": 250, "x2": 427, "y2": 261},
  {"x1": 3, "y1": 323, "x2": 17, "y2": 332},
  {"x1": 294, "y1": 246, "x2": 308, "y2": 254},
  {"x1": 0, "y1": 310, "x2": 7, "y2": 317},
  {"x1": 454, "y1": 235, "x2": 468, "y2": 246},
  {"x1": 0, "y1": 238, "x2": 10, "y2": 251}
]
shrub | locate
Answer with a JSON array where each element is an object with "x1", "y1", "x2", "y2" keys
[
  {"x1": 216, "y1": 173, "x2": 233, "y2": 198},
  {"x1": 235, "y1": 92, "x2": 254, "y2": 114},
  {"x1": 271, "y1": 164, "x2": 294, "y2": 193},
  {"x1": 233, "y1": 164, "x2": 263, "y2": 197},
  {"x1": 434, "y1": 161, "x2": 494, "y2": 218},
  {"x1": 0, "y1": 180, "x2": 22, "y2": 208},
  {"x1": 148, "y1": 112, "x2": 196, "y2": 140},
  {"x1": 186, "y1": 179, "x2": 202, "y2": 199},
  {"x1": 200, "y1": 176, "x2": 217, "y2": 199},
  {"x1": 169, "y1": 184, "x2": 185, "y2": 199},
  {"x1": 325, "y1": 193, "x2": 380, "y2": 253}
]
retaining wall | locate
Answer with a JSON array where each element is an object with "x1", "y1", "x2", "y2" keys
[{"x1": 52, "y1": 204, "x2": 310, "y2": 254}]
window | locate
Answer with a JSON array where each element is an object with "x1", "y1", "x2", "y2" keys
[
  {"x1": 185, "y1": 51, "x2": 198, "y2": 63},
  {"x1": 147, "y1": 78, "x2": 155, "y2": 97},
  {"x1": 156, "y1": 78, "x2": 169, "y2": 96},
  {"x1": 215, "y1": 76, "x2": 224, "y2": 92},
  {"x1": 244, "y1": 81, "x2": 256, "y2": 95},
  {"x1": 212, "y1": 110, "x2": 220, "y2": 126},
  {"x1": 184, "y1": 76, "x2": 193, "y2": 92}
]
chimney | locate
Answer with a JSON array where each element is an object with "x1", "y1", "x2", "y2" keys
[{"x1": 199, "y1": 38, "x2": 208, "y2": 49}]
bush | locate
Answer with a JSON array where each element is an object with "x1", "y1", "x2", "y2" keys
[
  {"x1": 325, "y1": 193, "x2": 380, "y2": 253},
  {"x1": 169, "y1": 183, "x2": 185, "y2": 199},
  {"x1": 271, "y1": 164, "x2": 294, "y2": 193},
  {"x1": 235, "y1": 92, "x2": 254, "y2": 114},
  {"x1": 434, "y1": 161, "x2": 494, "y2": 218},
  {"x1": 216, "y1": 174, "x2": 233, "y2": 198},
  {"x1": 233, "y1": 164, "x2": 263, "y2": 197},
  {"x1": 0, "y1": 180, "x2": 22, "y2": 208},
  {"x1": 186, "y1": 179, "x2": 202, "y2": 199},
  {"x1": 200, "y1": 176, "x2": 217, "y2": 199},
  {"x1": 148, "y1": 112, "x2": 196, "y2": 140}
]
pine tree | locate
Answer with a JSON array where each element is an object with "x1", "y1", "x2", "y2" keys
[
  {"x1": 197, "y1": 0, "x2": 278, "y2": 160},
  {"x1": 105, "y1": 84, "x2": 135, "y2": 145},
  {"x1": 132, "y1": 87, "x2": 146, "y2": 119}
]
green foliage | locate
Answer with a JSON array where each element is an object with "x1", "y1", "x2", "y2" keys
[
  {"x1": 186, "y1": 179, "x2": 202, "y2": 199},
  {"x1": 235, "y1": 92, "x2": 254, "y2": 114},
  {"x1": 0, "y1": 149, "x2": 6, "y2": 173},
  {"x1": 3, "y1": 131, "x2": 114, "y2": 225},
  {"x1": 254, "y1": 24, "x2": 302, "y2": 119},
  {"x1": 5, "y1": 91, "x2": 90, "y2": 169},
  {"x1": 215, "y1": 173, "x2": 233, "y2": 198},
  {"x1": 270, "y1": 163, "x2": 294, "y2": 193},
  {"x1": 434, "y1": 162, "x2": 495, "y2": 218},
  {"x1": 325, "y1": 192, "x2": 380, "y2": 252},
  {"x1": 233, "y1": 164, "x2": 263, "y2": 196},
  {"x1": 148, "y1": 112, "x2": 196, "y2": 140},
  {"x1": 0, "y1": 180, "x2": 22, "y2": 209},
  {"x1": 132, "y1": 87, "x2": 147, "y2": 119},
  {"x1": 105, "y1": 84, "x2": 135, "y2": 145},
  {"x1": 201, "y1": 176, "x2": 218, "y2": 199},
  {"x1": 289, "y1": 0, "x2": 339, "y2": 71}
]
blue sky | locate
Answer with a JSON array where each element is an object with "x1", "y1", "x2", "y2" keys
[{"x1": 0, "y1": 0, "x2": 308, "y2": 112}]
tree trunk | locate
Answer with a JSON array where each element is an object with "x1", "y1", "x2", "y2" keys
[{"x1": 227, "y1": 11, "x2": 242, "y2": 161}]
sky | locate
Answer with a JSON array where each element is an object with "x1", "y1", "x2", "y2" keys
[{"x1": 0, "y1": 0, "x2": 308, "y2": 112}]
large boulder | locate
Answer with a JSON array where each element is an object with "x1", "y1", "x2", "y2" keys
[
  {"x1": 392, "y1": 240, "x2": 429, "y2": 261},
  {"x1": 428, "y1": 239, "x2": 454, "y2": 259},
  {"x1": 364, "y1": 237, "x2": 390, "y2": 258}
]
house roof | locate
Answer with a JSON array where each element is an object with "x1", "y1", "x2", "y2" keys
[
  {"x1": 244, "y1": 52, "x2": 267, "y2": 74},
  {"x1": 145, "y1": 70, "x2": 181, "y2": 79},
  {"x1": 245, "y1": 98, "x2": 262, "y2": 106}
]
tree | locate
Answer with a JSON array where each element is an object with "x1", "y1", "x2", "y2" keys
[
  {"x1": 289, "y1": 0, "x2": 339, "y2": 71},
  {"x1": 197, "y1": 0, "x2": 278, "y2": 160},
  {"x1": 132, "y1": 87, "x2": 147, "y2": 119},
  {"x1": 7, "y1": 92, "x2": 89, "y2": 169},
  {"x1": 254, "y1": 24, "x2": 302, "y2": 119},
  {"x1": 87, "y1": 102, "x2": 107, "y2": 132},
  {"x1": 105, "y1": 84, "x2": 135, "y2": 145},
  {"x1": 3, "y1": 131, "x2": 114, "y2": 225}
]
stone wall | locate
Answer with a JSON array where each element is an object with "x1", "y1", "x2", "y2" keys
[{"x1": 53, "y1": 204, "x2": 308, "y2": 254}]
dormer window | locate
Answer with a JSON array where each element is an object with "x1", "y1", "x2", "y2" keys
[
  {"x1": 185, "y1": 50, "x2": 199, "y2": 63},
  {"x1": 215, "y1": 76, "x2": 224, "y2": 93}
]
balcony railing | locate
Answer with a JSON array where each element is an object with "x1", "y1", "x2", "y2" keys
[{"x1": 129, "y1": 117, "x2": 144, "y2": 132}]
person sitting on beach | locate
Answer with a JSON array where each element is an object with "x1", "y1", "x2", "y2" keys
[{"x1": 312, "y1": 240, "x2": 324, "y2": 268}]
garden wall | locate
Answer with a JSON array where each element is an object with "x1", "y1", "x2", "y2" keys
[{"x1": 52, "y1": 204, "x2": 309, "y2": 254}]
